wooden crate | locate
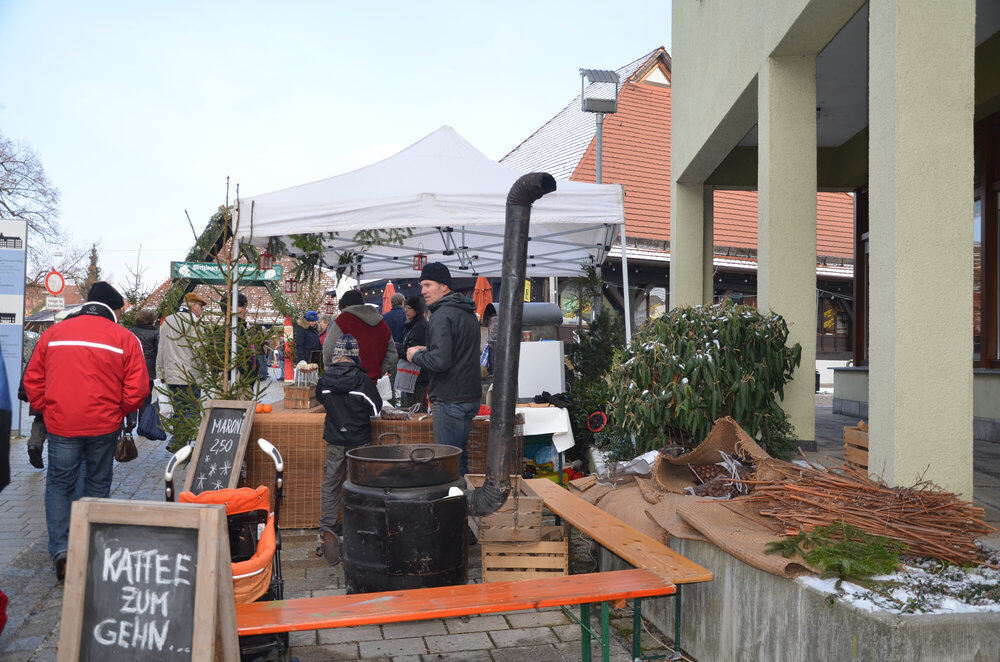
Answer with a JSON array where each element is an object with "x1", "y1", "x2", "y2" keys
[
  {"x1": 284, "y1": 384, "x2": 318, "y2": 410},
  {"x1": 843, "y1": 423, "x2": 869, "y2": 472},
  {"x1": 481, "y1": 525, "x2": 568, "y2": 583},
  {"x1": 466, "y1": 475, "x2": 543, "y2": 543}
]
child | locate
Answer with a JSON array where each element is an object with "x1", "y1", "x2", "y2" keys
[{"x1": 314, "y1": 334, "x2": 382, "y2": 565}]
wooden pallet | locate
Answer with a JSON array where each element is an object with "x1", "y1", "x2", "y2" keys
[
  {"x1": 843, "y1": 423, "x2": 869, "y2": 473},
  {"x1": 466, "y1": 475, "x2": 543, "y2": 543},
  {"x1": 481, "y1": 525, "x2": 568, "y2": 582}
]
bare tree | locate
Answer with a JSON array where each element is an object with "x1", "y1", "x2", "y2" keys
[
  {"x1": 0, "y1": 131, "x2": 64, "y2": 267},
  {"x1": 25, "y1": 243, "x2": 88, "y2": 287}
]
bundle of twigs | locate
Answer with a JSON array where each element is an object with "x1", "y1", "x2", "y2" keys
[{"x1": 741, "y1": 458, "x2": 995, "y2": 565}]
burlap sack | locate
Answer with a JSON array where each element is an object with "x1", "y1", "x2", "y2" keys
[
  {"x1": 636, "y1": 475, "x2": 668, "y2": 505},
  {"x1": 646, "y1": 494, "x2": 708, "y2": 542},
  {"x1": 676, "y1": 498, "x2": 817, "y2": 577},
  {"x1": 593, "y1": 485, "x2": 670, "y2": 544},
  {"x1": 568, "y1": 475, "x2": 598, "y2": 493},
  {"x1": 652, "y1": 416, "x2": 790, "y2": 492}
]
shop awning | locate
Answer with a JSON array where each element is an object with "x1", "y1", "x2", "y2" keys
[{"x1": 235, "y1": 126, "x2": 624, "y2": 278}]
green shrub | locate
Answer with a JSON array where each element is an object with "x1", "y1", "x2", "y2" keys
[
  {"x1": 564, "y1": 309, "x2": 624, "y2": 464},
  {"x1": 601, "y1": 301, "x2": 801, "y2": 459}
]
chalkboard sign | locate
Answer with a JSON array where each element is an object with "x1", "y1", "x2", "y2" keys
[
  {"x1": 184, "y1": 400, "x2": 255, "y2": 494},
  {"x1": 58, "y1": 499, "x2": 238, "y2": 661}
]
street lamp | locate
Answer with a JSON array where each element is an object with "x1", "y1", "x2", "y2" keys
[
  {"x1": 580, "y1": 67, "x2": 630, "y2": 341},
  {"x1": 580, "y1": 68, "x2": 619, "y2": 185}
]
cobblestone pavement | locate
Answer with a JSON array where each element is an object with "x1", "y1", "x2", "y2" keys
[{"x1": 0, "y1": 383, "x2": 669, "y2": 661}]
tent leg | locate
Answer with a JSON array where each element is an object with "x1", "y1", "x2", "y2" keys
[{"x1": 619, "y1": 223, "x2": 632, "y2": 343}]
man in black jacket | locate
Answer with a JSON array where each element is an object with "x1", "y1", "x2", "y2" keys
[
  {"x1": 406, "y1": 262, "x2": 481, "y2": 475},
  {"x1": 315, "y1": 334, "x2": 382, "y2": 565}
]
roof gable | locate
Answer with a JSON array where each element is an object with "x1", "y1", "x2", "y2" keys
[
  {"x1": 500, "y1": 48, "x2": 670, "y2": 180},
  {"x1": 502, "y1": 46, "x2": 854, "y2": 260}
]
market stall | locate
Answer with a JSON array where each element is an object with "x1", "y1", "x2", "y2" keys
[
  {"x1": 234, "y1": 127, "x2": 625, "y2": 528},
  {"x1": 235, "y1": 125, "x2": 624, "y2": 280}
]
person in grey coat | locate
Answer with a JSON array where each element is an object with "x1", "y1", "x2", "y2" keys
[{"x1": 156, "y1": 292, "x2": 206, "y2": 448}]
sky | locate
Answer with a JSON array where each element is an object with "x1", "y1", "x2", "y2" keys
[{"x1": 0, "y1": 0, "x2": 671, "y2": 289}]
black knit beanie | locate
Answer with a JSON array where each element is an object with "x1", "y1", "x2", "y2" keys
[
  {"x1": 338, "y1": 289, "x2": 364, "y2": 309},
  {"x1": 419, "y1": 262, "x2": 451, "y2": 288},
  {"x1": 405, "y1": 295, "x2": 426, "y2": 316},
  {"x1": 86, "y1": 281, "x2": 125, "y2": 311}
]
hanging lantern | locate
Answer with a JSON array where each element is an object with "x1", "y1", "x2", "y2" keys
[
  {"x1": 413, "y1": 243, "x2": 427, "y2": 271},
  {"x1": 324, "y1": 299, "x2": 336, "y2": 315},
  {"x1": 259, "y1": 250, "x2": 274, "y2": 270},
  {"x1": 284, "y1": 276, "x2": 298, "y2": 294}
]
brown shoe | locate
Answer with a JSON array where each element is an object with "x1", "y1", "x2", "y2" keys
[
  {"x1": 322, "y1": 530, "x2": 341, "y2": 566},
  {"x1": 53, "y1": 551, "x2": 67, "y2": 582}
]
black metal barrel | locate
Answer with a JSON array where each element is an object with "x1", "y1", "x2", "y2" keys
[{"x1": 342, "y1": 444, "x2": 468, "y2": 594}]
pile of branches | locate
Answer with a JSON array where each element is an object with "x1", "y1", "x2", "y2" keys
[{"x1": 744, "y1": 458, "x2": 995, "y2": 565}]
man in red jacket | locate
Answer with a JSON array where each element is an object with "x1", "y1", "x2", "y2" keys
[{"x1": 23, "y1": 281, "x2": 149, "y2": 580}]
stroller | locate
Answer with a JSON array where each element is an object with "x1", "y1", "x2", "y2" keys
[{"x1": 165, "y1": 438, "x2": 288, "y2": 662}]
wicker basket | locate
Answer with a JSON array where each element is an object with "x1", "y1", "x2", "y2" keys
[{"x1": 481, "y1": 525, "x2": 569, "y2": 582}]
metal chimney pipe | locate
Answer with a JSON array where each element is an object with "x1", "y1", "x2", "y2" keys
[{"x1": 468, "y1": 172, "x2": 557, "y2": 516}]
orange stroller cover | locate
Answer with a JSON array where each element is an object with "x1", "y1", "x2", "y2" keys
[{"x1": 178, "y1": 486, "x2": 276, "y2": 603}]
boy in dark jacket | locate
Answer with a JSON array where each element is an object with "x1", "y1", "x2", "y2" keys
[{"x1": 314, "y1": 334, "x2": 382, "y2": 565}]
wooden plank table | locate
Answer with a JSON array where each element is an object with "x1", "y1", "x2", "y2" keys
[
  {"x1": 236, "y1": 568, "x2": 675, "y2": 662},
  {"x1": 526, "y1": 478, "x2": 714, "y2": 659}
]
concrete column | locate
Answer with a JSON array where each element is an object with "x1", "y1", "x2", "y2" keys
[
  {"x1": 868, "y1": 0, "x2": 974, "y2": 496},
  {"x1": 670, "y1": 181, "x2": 708, "y2": 307},
  {"x1": 757, "y1": 55, "x2": 817, "y2": 444},
  {"x1": 702, "y1": 187, "x2": 715, "y2": 304}
]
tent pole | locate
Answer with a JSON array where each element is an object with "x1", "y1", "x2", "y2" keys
[{"x1": 619, "y1": 223, "x2": 632, "y2": 343}]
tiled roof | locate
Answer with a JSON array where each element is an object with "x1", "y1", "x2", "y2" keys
[
  {"x1": 570, "y1": 78, "x2": 672, "y2": 241},
  {"x1": 607, "y1": 245, "x2": 852, "y2": 280},
  {"x1": 502, "y1": 47, "x2": 856, "y2": 262},
  {"x1": 714, "y1": 190, "x2": 855, "y2": 259},
  {"x1": 500, "y1": 48, "x2": 665, "y2": 180}
]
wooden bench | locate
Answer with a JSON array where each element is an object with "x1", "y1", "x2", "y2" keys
[
  {"x1": 525, "y1": 478, "x2": 714, "y2": 660},
  {"x1": 236, "y1": 569, "x2": 675, "y2": 662}
]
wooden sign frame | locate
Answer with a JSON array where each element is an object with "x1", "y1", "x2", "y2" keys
[
  {"x1": 57, "y1": 498, "x2": 239, "y2": 661},
  {"x1": 183, "y1": 399, "x2": 256, "y2": 493}
]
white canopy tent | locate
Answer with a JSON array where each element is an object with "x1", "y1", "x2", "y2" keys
[{"x1": 235, "y1": 126, "x2": 626, "y2": 281}]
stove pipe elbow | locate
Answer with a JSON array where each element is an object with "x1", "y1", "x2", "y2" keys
[{"x1": 468, "y1": 172, "x2": 556, "y2": 517}]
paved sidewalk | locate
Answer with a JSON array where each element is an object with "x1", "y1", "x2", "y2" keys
[
  {"x1": 0, "y1": 383, "x2": 666, "y2": 661},
  {"x1": 2, "y1": 394, "x2": 997, "y2": 660}
]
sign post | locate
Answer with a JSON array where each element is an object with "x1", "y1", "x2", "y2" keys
[
  {"x1": 184, "y1": 400, "x2": 256, "y2": 494},
  {"x1": 45, "y1": 269, "x2": 66, "y2": 296},
  {"x1": 57, "y1": 498, "x2": 239, "y2": 661},
  {"x1": 0, "y1": 219, "x2": 27, "y2": 431}
]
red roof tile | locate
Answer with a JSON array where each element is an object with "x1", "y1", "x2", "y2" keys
[{"x1": 565, "y1": 53, "x2": 855, "y2": 260}]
